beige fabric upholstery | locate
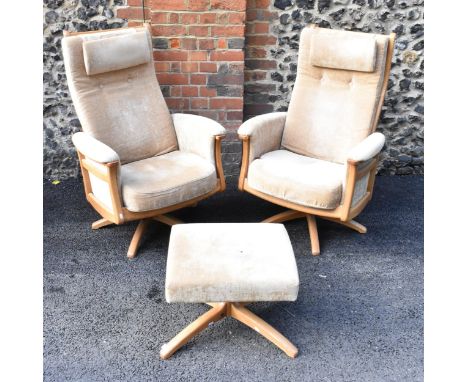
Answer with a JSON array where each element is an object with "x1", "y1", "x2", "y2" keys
[
  {"x1": 237, "y1": 112, "x2": 287, "y2": 165},
  {"x1": 172, "y1": 113, "x2": 226, "y2": 165},
  {"x1": 72, "y1": 132, "x2": 119, "y2": 163},
  {"x1": 347, "y1": 132, "x2": 385, "y2": 162},
  {"x1": 310, "y1": 29, "x2": 377, "y2": 72},
  {"x1": 120, "y1": 151, "x2": 217, "y2": 212},
  {"x1": 351, "y1": 172, "x2": 370, "y2": 207},
  {"x1": 248, "y1": 150, "x2": 345, "y2": 209},
  {"x1": 165, "y1": 223, "x2": 299, "y2": 303},
  {"x1": 62, "y1": 25, "x2": 177, "y2": 165},
  {"x1": 89, "y1": 171, "x2": 115, "y2": 211},
  {"x1": 282, "y1": 26, "x2": 389, "y2": 164},
  {"x1": 83, "y1": 31, "x2": 151, "y2": 76}
]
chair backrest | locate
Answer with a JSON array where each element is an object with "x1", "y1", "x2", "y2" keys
[
  {"x1": 62, "y1": 25, "x2": 177, "y2": 164},
  {"x1": 281, "y1": 25, "x2": 393, "y2": 164}
]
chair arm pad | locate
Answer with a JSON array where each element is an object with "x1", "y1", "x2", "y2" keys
[
  {"x1": 172, "y1": 113, "x2": 226, "y2": 164},
  {"x1": 72, "y1": 132, "x2": 120, "y2": 164},
  {"x1": 238, "y1": 112, "x2": 286, "y2": 137},
  {"x1": 347, "y1": 132, "x2": 385, "y2": 163},
  {"x1": 238, "y1": 112, "x2": 287, "y2": 165}
]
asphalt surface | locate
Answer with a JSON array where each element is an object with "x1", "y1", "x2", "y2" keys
[{"x1": 43, "y1": 176, "x2": 423, "y2": 382}]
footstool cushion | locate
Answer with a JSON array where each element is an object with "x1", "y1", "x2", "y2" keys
[{"x1": 165, "y1": 223, "x2": 299, "y2": 303}]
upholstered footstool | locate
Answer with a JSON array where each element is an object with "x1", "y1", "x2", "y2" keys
[{"x1": 160, "y1": 223, "x2": 300, "y2": 359}]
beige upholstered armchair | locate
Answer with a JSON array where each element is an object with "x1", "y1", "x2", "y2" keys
[
  {"x1": 62, "y1": 25, "x2": 226, "y2": 258},
  {"x1": 238, "y1": 25, "x2": 395, "y2": 256}
]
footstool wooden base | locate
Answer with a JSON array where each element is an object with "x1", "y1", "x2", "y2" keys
[
  {"x1": 162, "y1": 223, "x2": 300, "y2": 359},
  {"x1": 160, "y1": 302, "x2": 298, "y2": 360}
]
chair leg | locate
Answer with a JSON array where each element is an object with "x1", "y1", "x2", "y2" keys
[
  {"x1": 229, "y1": 303, "x2": 298, "y2": 358},
  {"x1": 91, "y1": 218, "x2": 113, "y2": 230},
  {"x1": 127, "y1": 219, "x2": 150, "y2": 259},
  {"x1": 160, "y1": 303, "x2": 227, "y2": 360},
  {"x1": 152, "y1": 214, "x2": 183, "y2": 226},
  {"x1": 306, "y1": 215, "x2": 320, "y2": 256},
  {"x1": 321, "y1": 217, "x2": 367, "y2": 234},
  {"x1": 262, "y1": 209, "x2": 305, "y2": 223},
  {"x1": 263, "y1": 210, "x2": 319, "y2": 256}
]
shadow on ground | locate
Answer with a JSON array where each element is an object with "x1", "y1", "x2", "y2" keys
[{"x1": 43, "y1": 176, "x2": 423, "y2": 382}]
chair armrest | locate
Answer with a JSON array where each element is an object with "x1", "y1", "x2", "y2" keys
[
  {"x1": 340, "y1": 133, "x2": 385, "y2": 220},
  {"x1": 238, "y1": 112, "x2": 287, "y2": 165},
  {"x1": 73, "y1": 132, "x2": 123, "y2": 223},
  {"x1": 347, "y1": 132, "x2": 385, "y2": 163},
  {"x1": 72, "y1": 132, "x2": 120, "y2": 164},
  {"x1": 172, "y1": 113, "x2": 226, "y2": 165}
]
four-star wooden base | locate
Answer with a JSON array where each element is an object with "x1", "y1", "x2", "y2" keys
[
  {"x1": 263, "y1": 209, "x2": 367, "y2": 256},
  {"x1": 160, "y1": 302, "x2": 299, "y2": 360},
  {"x1": 92, "y1": 214, "x2": 183, "y2": 259}
]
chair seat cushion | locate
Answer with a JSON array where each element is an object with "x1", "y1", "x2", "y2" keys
[
  {"x1": 165, "y1": 223, "x2": 299, "y2": 303},
  {"x1": 121, "y1": 151, "x2": 217, "y2": 212},
  {"x1": 247, "y1": 150, "x2": 345, "y2": 210}
]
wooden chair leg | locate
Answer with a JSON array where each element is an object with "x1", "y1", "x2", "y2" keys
[
  {"x1": 229, "y1": 303, "x2": 298, "y2": 358},
  {"x1": 127, "y1": 219, "x2": 150, "y2": 259},
  {"x1": 321, "y1": 217, "x2": 367, "y2": 234},
  {"x1": 91, "y1": 218, "x2": 113, "y2": 230},
  {"x1": 262, "y1": 209, "x2": 305, "y2": 223},
  {"x1": 152, "y1": 214, "x2": 183, "y2": 226},
  {"x1": 160, "y1": 303, "x2": 227, "y2": 360},
  {"x1": 306, "y1": 214, "x2": 320, "y2": 256}
]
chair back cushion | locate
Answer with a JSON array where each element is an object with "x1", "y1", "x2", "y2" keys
[
  {"x1": 83, "y1": 31, "x2": 151, "y2": 75},
  {"x1": 310, "y1": 30, "x2": 377, "y2": 72},
  {"x1": 281, "y1": 26, "x2": 389, "y2": 164},
  {"x1": 62, "y1": 25, "x2": 177, "y2": 164}
]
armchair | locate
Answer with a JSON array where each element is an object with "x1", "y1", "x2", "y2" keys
[
  {"x1": 238, "y1": 25, "x2": 395, "y2": 255},
  {"x1": 62, "y1": 25, "x2": 226, "y2": 258}
]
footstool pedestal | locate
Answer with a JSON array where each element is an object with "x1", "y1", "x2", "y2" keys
[{"x1": 161, "y1": 223, "x2": 300, "y2": 359}]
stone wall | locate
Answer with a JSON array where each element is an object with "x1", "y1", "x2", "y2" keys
[
  {"x1": 244, "y1": 0, "x2": 424, "y2": 175},
  {"x1": 43, "y1": 0, "x2": 127, "y2": 180},
  {"x1": 43, "y1": 0, "x2": 423, "y2": 180}
]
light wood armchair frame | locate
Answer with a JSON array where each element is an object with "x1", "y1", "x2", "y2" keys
[
  {"x1": 238, "y1": 32, "x2": 395, "y2": 256},
  {"x1": 77, "y1": 135, "x2": 226, "y2": 259},
  {"x1": 64, "y1": 26, "x2": 226, "y2": 259}
]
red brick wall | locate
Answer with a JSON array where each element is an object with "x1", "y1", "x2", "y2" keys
[{"x1": 117, "y1": 0, "x2": 247, "y2": 135}]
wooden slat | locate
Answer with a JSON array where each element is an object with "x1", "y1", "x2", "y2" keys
[
  {"x1": 81, "y1": 158, "x2": 109, "y2": 182},
  {"x1": 238, "y1": 135, "x2": 250, "y2": 191},
  {"x1": 215, "y1": 135, "x2": 226, "y2": 192}
]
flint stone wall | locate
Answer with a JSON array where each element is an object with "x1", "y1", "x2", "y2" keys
[{"x1": 43, "y1": 0, "x2": 423, "y2": 180}]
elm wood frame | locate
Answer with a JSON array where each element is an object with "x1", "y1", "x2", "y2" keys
[
  {"x1": 77, "y1": 135, "x2": 226, "y2": 259},
  {"x1": 238, "y1": 32, "x2": 395, "y2": 256},
  {"x1": 160, "y1": 302, "x2": 298, "y2": 360}
]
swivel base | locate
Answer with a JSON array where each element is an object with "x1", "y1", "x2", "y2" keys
[
  {"x1": 263, "y1": 209, "x2": 367, "y2": 256},
  {"x1": 92, "y1": 214, "x2": 183, "y2": 259},
  {"x1": 160, "y1": 302, "x2": 298, "y2": 360}
]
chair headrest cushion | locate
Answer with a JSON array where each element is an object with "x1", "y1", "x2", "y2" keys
[
  {"x1": 310, "y1": 29, "x2": 377, "y2": 72},
  {"x1": 83, "y1": 30, "x2": 151, "y2": 76}
]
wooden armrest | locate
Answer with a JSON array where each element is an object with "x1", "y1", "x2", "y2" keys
[
  {"x1": 341, "y1": 157, "x2": 379, "y2": 221},
  {"x1": 238, "y1": 135, "x2": 250, "y2": 191},
  {"x1": 214, "y1": 135, "x2": 226, "y2": 192},
  {"x1": 78, "y1": 151, "x2": 124, "y2": 224}
]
